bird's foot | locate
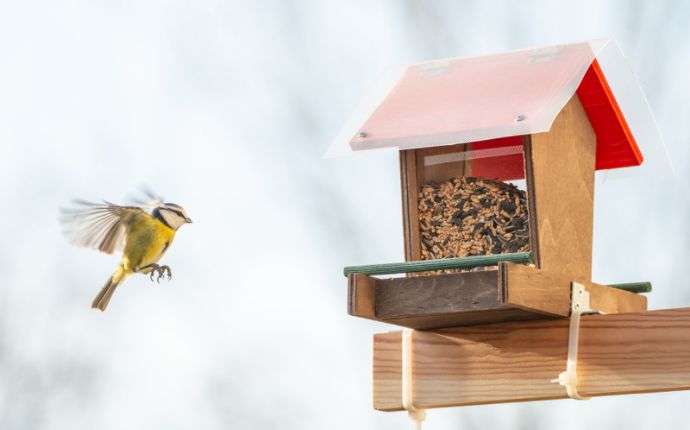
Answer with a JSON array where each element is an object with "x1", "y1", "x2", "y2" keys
[{"x1": 147, "y1": 264, "x2": 172, "y2": 283}]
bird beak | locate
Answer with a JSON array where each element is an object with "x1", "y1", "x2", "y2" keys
[{"x1": 186, "y1": 217, "x2": 193, "y2": 223}]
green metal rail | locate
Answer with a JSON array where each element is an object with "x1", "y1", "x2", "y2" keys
[
  {"x1": 606, "y1": 282, "x2": 652, "y2": 294},
  {"x1": 343, "y1": 252, "x2": 532, "y2": 276},
  {"x1": 343, "y1": 252, "x2": 652, "y2": 294}
]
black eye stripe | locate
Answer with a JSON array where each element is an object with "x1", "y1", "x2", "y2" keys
[{"x1": 152, "y1": 208, "x2": 171, "y2": 228}]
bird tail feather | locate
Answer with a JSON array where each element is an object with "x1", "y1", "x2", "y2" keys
[{"x1": 92, "y1": 266, "x2": 127, "y2": 311}]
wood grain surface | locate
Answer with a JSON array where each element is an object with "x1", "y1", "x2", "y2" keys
[
  {"x1": 400, "y1": 150, "x2": 421, "y2": 262},
  {"x1": 503, "y1": 262, "x2": 647, "y2": 316},
  {"x1": 528, "y1": 95, "x2": 596, "y2": 280},
  {"x1": 373, "y1": 307, "x2": 690, "y2": 410},
  {"x1": 375, "y1": 270, "x2": 500, "y2": 318},
  {"x1": 347, "y1": 264, "x2": 647, "y2": 329}
]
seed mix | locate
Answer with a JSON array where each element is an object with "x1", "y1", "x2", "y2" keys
[{"x1": 418, "y1": 177, "x2": 530, "y2": 264}]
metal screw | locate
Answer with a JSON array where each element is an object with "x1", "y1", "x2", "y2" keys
[
  {"x1": 579, "y1": 288, "x2": 584, "y2": 295},
  {"x1": 515, "y1": 114, "x2": 525, "y2": 122},
  {"x1": 358, "y1": 131, "x2": 368, "y2": 138},
  {"x1": 575, "y1": 303, "x2": 580, "y2": 310}
]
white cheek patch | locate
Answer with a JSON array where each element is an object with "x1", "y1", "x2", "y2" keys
[{"x1": 160, "y1": 209, "x2": 187, "y2": 230}]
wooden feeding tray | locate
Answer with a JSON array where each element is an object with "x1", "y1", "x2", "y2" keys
[
  {"x1": 345, "y1": 94, "x2": 649, "y2": 329},
  {"x1": 347, "y1": 256, "x2": 649, "y2": 330}
]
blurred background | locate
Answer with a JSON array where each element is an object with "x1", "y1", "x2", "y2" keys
[{"x1": 1, "y1": 1, "x2": 689, "y2": 429}]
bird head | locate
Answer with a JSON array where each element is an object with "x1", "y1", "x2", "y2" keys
[{"x1": 154, "y1": 202, "x2": 193, "y2": 230}]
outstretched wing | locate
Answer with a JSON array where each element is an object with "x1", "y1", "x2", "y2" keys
[{"x1": 60, "y1": 200, "x2": 148, "y2": 254}]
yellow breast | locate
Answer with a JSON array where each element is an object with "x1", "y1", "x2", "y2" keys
[{"x1": 121, "y1": 216, "x2": 176, "y2": 272}]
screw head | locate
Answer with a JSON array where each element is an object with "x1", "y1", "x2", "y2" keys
[
  {"x1": 358, "y1": 131, "x2": 368, "y2": 138},
  {"x1": 515, "y1": 114, "x2": 526, "y2": 122}
]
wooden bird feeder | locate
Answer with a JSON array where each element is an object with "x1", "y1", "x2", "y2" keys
[
  {"x1": 341, "y1": 40, "x2": 648, "y2": 329},
  {"x1": 331, "y1": 40, "x2": 690, "y2": 412}
]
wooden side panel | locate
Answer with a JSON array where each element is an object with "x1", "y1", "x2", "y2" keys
[
  {"x1": 375, "y1": 271, "x2": 500, "y2": 319},
  {"x1": 374, "y1": 307, "x2": 690, "y2": 411},
  {"x1": 347, "y1": 273, "x2": 376, "y2": 320},
  {"x1": 588, "y1": 282, "x2": 648, "y2": 314},
  {"x1": 369, "y1": 270, "x2": 549, "y2": 330},
  {"x1": 528, "y1": 95, "x2": 596, "y2": 281},
  {"x1": 347, "y1": 270, "x2": 552, "y2": 330},
  {"x1": 502, "y1": 262, "x2": 569, "y2": 316},
  {"x1": 503, "y1": 263, "x2": 647, "y2": 316},
  {"x1": 400, "y1": 150, "x2": 421, "y2": 261},
  {"x1": 522, "y1": 135, "x2": 541, "y2": 267}
]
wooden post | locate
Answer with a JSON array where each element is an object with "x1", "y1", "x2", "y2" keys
[{"x1": 373, "y1": 307, "x2": 690, "y2": 411}]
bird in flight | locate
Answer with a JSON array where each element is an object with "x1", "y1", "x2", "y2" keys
[{"x1": 61, "y1": 194, "x2": 192, "y2": 311}]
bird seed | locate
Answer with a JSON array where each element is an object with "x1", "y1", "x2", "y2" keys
[{"x1": 418, "y1": 177, "x2": 530, "y2": 271}]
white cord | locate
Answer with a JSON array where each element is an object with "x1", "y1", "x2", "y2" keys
[
  {"x1": 402, "y1": 328, "x2": 427, "y2": 429},
  {"x1": 551, "y1": 282, "x2": 593, "y2": 400},
  {"x1": 401, "y1": 282, "x2": 595, "y2": 428}
]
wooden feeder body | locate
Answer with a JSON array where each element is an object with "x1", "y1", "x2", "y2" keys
[
  {"x1": 346, "y1": 49, "x2": 648, "y2": 330},
  {"x1": 400, "y1": 94, "x2": 598, "y2": 311},
  {"x1": 349, "y1": 95, "x2": 645, "y2": 329},
  {"x1": 402, "y1": 92, "x2": 600, "y2": 271}
]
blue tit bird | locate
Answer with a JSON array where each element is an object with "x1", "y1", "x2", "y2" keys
[{"x1": 61, "y1": 197, "x2": 192, "y2": 311}]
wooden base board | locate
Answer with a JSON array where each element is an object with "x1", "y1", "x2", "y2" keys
[
  {"x1": 373, "y1": 307, "x2": 690, "y2": 411},
  {"x1": 348, "y1": 263, "x2": 647, "y2": 330}
]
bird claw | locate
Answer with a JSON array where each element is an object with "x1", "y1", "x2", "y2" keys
[{"x1": 148, "y1": 264, "x2": 172, "y2": 283}]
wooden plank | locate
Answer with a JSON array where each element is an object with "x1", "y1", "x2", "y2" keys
[
  {"x1": 528, "y1": 95, "x2": 596, "y2": 280},
  {"x1": 522, "y1": 135, "x2": 541, "y2": 267},
  {"x1": 501, "y1": 262, "x2": 569, "y2": 316},
  {"x1": 400, "y1": 150, "x2": 421, "y2": 262},
  {"x1": 375, "y1": 270, "x2": 500, "y2": 319},
  {"x1": 343, "y1": 252, "x2": 532, "y2": 276},
  {"x1": 348, "y1": 270, "x2": 552, "y2": 330},
  {"x1": 503, "y1": 263, "x2": 647, "y2": 317},
  {"x1": 587, "y1": 281, "x2": 648, "y2": 314},
  {"x1": 373, "y1": 307, "x2": 690, "y2": 411},
  {"x1": 347, "y1": 273, "x2": 376, "y2": 320}
]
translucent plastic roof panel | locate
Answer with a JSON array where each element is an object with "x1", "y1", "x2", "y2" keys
[
  {"x1": 326, "y1": 40, "x2": 605, "y2": 156},
  {"x1": 326, "y1": 39, "x2": 669, "y2": 174}
]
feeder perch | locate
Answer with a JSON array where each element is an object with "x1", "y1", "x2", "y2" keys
[{"x1": 331, "y1": 39, "x2": 690, "y2": 412}]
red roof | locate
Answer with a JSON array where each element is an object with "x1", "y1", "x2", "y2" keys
[
  {"x1": 329, "y1": 41, "x2": 647, "y2": 172},
  {"x1": 577, "y1": 60, "x2": 643, "y2": 169},
  {"x1": 455, "y1": 61, "x2": 644, "y2": 181}
]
